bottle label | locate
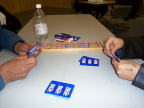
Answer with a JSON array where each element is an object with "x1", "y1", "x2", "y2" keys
[{"x1": 34, "y1": 23, "x2": 48, "y2": 35}]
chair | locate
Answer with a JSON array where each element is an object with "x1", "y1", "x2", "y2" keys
[
  {"x1": 136, "y1": 3, "x2": 144, "y2": 17},
  {"x1": 103, "y1": 5, "x2": 132, "y2": 30},
  {"x1": 110, "y1": 5, "x2": 132, "y2": 23}
]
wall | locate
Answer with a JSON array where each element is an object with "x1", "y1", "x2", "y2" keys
[
  {"x1": 44, "y1": 0, "x2": 71, "y2": 8},
  {"x1": 0, "y1": 0, "x2": 72, "y2": 14},
  {"x1": 0, "y1": 0, "x2": 21, "y2": 14}
]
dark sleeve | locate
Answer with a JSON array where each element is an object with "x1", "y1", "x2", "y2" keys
[
  {"x1": 132, "y1": 64, "x2": 144, "y2": 90},
  {"x1": 0, "y1": 75, "x2": 5, "y2": 91},
  {"x1": 0, "y1": 27, "x2": 25, "y2": 53},
  {"x1": 120, "y1": 36, "x2": 144, "y2": 59}
]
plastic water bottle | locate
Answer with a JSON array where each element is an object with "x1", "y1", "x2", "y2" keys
[{"x1": 33, "y1": 4, "x2": 48, "y2": 40}]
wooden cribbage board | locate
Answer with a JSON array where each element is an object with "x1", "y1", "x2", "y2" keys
[{"x1": 42, "y1": 41, "x2": 103, "y2": 52}]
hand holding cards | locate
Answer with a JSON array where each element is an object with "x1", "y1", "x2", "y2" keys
[
  {"x1": 110, "y1": 50, "x2": 120, "y2": 62},
  {"x1": 28, "y1": 37, "x2": 42, "y2": 58}
]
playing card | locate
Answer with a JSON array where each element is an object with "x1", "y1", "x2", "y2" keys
[{"x1": 110, "y1": 50, "x2": 120, "y2": 62}]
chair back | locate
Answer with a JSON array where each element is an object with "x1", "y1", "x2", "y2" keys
[
  {"x1": 136, "y1": 3, "x2": 144, "y2": 17},
  {"x1": 111, "y1": 6, "x2": 132, "y2": 19}
]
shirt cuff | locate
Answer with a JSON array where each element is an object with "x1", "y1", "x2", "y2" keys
[
  {"x1": 132, "y1": 64, "x2": 144, "y2": 90},
  {"x1": 0, "y1": 75, "x2": 5, "y2": 91},
  {"x1": 115, "y1": 48, "x2": 123, "y2": 57}
]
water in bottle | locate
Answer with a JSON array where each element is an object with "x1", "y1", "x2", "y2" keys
[{"x1": 33, "y1": 4, "x2": 48, "y2": 40}]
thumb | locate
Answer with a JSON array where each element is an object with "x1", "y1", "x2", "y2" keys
[
  {"x1": 22, "y1": 43, "x2": 33, "y2": 51},
  {"x1": 16, "y1": 56, "x2": 37, "y2": 64}
]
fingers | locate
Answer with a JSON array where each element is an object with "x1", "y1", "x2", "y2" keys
[
  {"x1": 112, "y1": 58, "x2": 119, "y2": 67},
  {"x1": 39, "y1": 42, "x2": 43, "y2": 47},
  {"x1": 9, "y1": 69, "x2": 31, "y2": 82},
  {"x1": 34, "y1": 49, "x2": 42, "y2": 56},
  {"x1": 112, "y1": 59, "x2": 140, "y2": 81},
  {"x1": 25, "y1": 57, "x2": 37, "y2": 65},
  {"x1": 110, "y1": 45, "x2": 120, "y2": 54},
  {"x1": 16, "y1": 57, "x2": 37, "y2": 80},
  {"x1": 15, "y1": 43, "x2": 32, "y2": 56},
  {"x1": 104, "y1": 46, "x2": 113, "y2": 57},
  {"x1": 104, "y1": 37, "x2": 124, "y2": 58},
  {"x1": 16, "y1": 57, "x2": 37, "y2": 78},
  {"x1": 16, "y1": 56, "x2": 37, "y2": 68},
  {"x1": 0, "y1": 56, "x2": 37, "y2": 84},
  {"x1": 17, "y1": 42, "x2": 43, "y2": 57},
  {"x1": 15, "y1": 69, "x2": 31, "y2": 80},
  {"x1": 30, "y1": 42, "x2": 42, "y2": 57},
  {"x1": 104, "y1": 37, "x2": 114, "y2": 57},
  {"x1": 15, "y1": 55, "x2": 28, "y2": 59},
  {"x1": 27, "y1": 42, "x2": 43, "y2": 56}
]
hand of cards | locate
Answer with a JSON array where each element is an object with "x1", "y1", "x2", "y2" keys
[
  {"x1": 28, "y1": 37, "x2": 42, "y2": 58},
  {"x1": 110, "y1": 50, "x2": 120, "y2": 62}
]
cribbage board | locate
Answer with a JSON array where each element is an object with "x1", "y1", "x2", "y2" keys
[{"x1": 42, "y1": 41, "x2": 103, "y2": 52}]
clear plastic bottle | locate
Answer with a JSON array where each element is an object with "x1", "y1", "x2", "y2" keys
[{"x1": 33, "y1": 4, "x2": 48, "y2": 40}]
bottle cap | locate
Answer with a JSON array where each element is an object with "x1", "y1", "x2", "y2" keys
[{"x1": 36, "y1": 4, "x2": 41, "y2": 8}]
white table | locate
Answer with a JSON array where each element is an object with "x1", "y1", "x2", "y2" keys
[{"x1": 0, "y1": 14, "x2": 144, "y2": 108}]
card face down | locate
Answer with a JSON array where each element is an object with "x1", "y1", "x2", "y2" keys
[{"x1": 45, "y1": 80, "x2": 75, "y2": 99}]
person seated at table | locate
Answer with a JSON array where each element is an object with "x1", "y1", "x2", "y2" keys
[
  {"x1": 115, "y1": 0, "x2": 143, "y2": 20},
  {"x1": 0, "y1": 27, "x2": 42, "y2": 91},
  {"x1": 0, "y1": 5, "x2": 22, "y2": 33},
  {"x1": 104, "y1": 36, "x2": 144, "y2": 90}
]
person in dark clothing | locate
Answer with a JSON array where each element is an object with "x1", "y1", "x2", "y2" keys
[
  {"x1": 0, "y1": 27, "x2": 42, "y2": 91},
  {"x1": 116, "y1": 0, "x2": 143, "y2": 20},
  {"x1": 104, "y1": 36, "x2": 144, "y2": 90},
  {"x1": 0, "y1": 5, "x2": 22, "y2": 33}
]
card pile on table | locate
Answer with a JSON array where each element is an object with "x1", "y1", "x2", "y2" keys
[
  {"x1": 79, "y1": 56, "x2": 99, "y2": 66},
  {"x1": 55, "y1": 33, "x2": 80, "y2": 43},
  {"x1": 45, "y1": 80, "x2": 75, "y2": 99}
]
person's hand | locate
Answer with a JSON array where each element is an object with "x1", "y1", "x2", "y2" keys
[
  {"x1": 14, "y1": 42, "x2": 43, "y2": 57},
  {"x1": 112, "y1": 58, "x2": 140, "y2": 81},
  {"x1": 104, "y1": 37, "x2": 124, "y2": 57},
  {"x1": 0, "y1": 56, "x2": 37, "y2": 85}
]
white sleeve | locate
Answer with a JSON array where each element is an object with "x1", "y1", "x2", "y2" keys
[{"x1": 0, "y1": 12, "x2": 6, "y2": 25}]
